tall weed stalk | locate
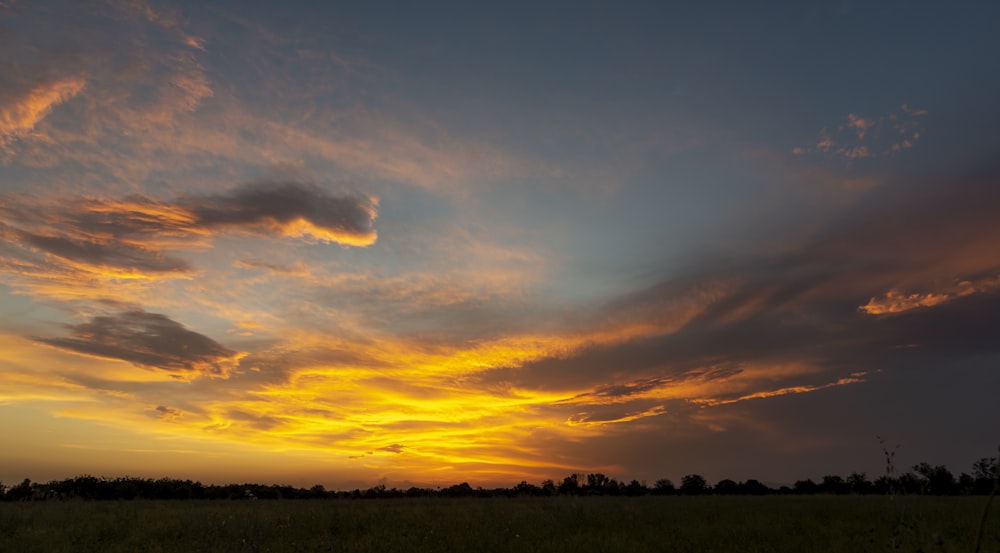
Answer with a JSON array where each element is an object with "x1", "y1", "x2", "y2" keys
[{"x1": 972, "y1": 445, "x2": 999, "y2": 553}]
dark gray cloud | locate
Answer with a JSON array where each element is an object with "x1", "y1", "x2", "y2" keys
[
  {"x1": 37, "y1": 310, "x2": 239, "y2": 378},
  {"x1": 349, "y1": 443, "x2": 406, "y2": 459},
  {"x1": 182, "y1": 182, "x2": 377, "y2": 242},
  {"x1": 155, "y1": 405, "x2": 182, "y2": 420}
]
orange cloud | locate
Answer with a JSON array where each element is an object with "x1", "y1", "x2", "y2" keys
[
  {"x1": 0, "y1": 78, "x2": 86, "y2": 147},
  {"x1": 0, "y1": 262, "x2": 886, "y2": 486},
  {"x1": 793, "y1": 104, "x2": 927, "y2": 160},
  {"x1": 860, "y1": 276, "x2": 1000, "y2": 315},
  {"x1": 859, "y1": 289, "x2": 950, "y2": 315},
  {"x1": 846, "y1": 113, "x2": 873, "y2": 139},
  {"x1": 0, "y1": 183, "x2": 378, "y2": 302},
  {"x1": 691, "y1": 374, "x2": 867, "y2": 407},
  {"x1": 566, "y1": 405, "x2": 668, "y2": 427}
]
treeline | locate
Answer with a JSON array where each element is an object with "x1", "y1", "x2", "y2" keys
[{"x1": 2, "y1": 457, "x2": 996, "y2": 501}]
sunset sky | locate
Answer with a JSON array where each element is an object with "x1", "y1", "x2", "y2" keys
[{"x1": 1, "y1": 0, "x2": 999, "y2": 490}]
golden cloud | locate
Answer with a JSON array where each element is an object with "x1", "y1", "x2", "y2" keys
[
  {"x1": 860, "y1": 276, "x2": 1000, "y2": 315},
  {"x1": 0, "y1": 78, "x2": 86, "y2": 147}
]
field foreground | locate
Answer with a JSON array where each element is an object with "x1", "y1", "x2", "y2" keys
[{"x1": 0, "y1": 495, "x2": 996, "y2": 553}]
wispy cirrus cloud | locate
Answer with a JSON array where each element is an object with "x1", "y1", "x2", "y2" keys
[
  {"x1": 0, "y1": 1, "x2": 213, "y2": 172},
  {"x1": 0, "y1": 0, "x2": 593, "y2": 202},
  {"x1": 0, "y1": 78, "x2": 87, "y2": 149}
]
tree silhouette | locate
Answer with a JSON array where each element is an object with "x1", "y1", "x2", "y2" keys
[
  {"x1": 820, "y1": 475, "x2": 848, "y2": 494},
  {"x1": 847, "y1": 472, "x2": 872, "y2": 494},
  {"x1": 7, "y1": 479, "x2": 32, "y2": 501},
  {"x1": 623, "y1": 480, "x2": 647, "y2": 496},
  {"x1": 714, "y1": 479, "x2": 738, "y2": 494},
  {"x1": 793, "y1": 479, "x2": 818, "y2": 494},
  {"x1": 540, "y1": 479, "x2": 557, "y2": 496},
  {"x1": 652, "y1": 478, "x2": 675, "y2": 495},
  {"x1": 972, "y1": 456, "x2": 999, "y2": 494},
  {"x1": 3, "y1": 450, "x2": 999, "y2": 501},
  {"x1": 512, "y1": 481, "x2": 541, "y2": 496},
  {"x1": 913, "y1": 463, "x2": 956, "y2": 495},
  {"x1": 558, "y1": 474, "x2": 581, "y2": 495},
  {"x1": 680, "y1": 474, "x2": 708, "y2": 495},
  {"x1": 585, "y1": 473, "x2": 610, "y2": 490},
  {"x1": 742, "y1": 479, "x2": 770, "y2": 495}
]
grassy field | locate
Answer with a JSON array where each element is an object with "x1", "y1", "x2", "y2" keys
[{"x1": 0, "y1": 495, "x2": 996, "y2": 553}]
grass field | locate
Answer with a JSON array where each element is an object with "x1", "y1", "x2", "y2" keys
[{"x1": 0, "y1": 495, "x2": 996, "y2": 553}]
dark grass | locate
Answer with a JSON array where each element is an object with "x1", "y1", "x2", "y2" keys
[{"x1": 0, "y1": 495, "x2": 997, "y2": 553}]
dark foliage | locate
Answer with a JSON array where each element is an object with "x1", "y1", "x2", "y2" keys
[
  {"x1": 679, "y1": 474, "x2": 709, "y2": 495},
  {"x1": 1, "y1": 454, "x2": 996, "y2": 501}
]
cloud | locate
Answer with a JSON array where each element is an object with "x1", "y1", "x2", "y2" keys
[
  {"x1": 224, "y1": 409, "x2": 284, "y2": 431},
  {"x1": 155, "y1": 405, "x2": 182, "y2": 420},
  {"x1": 859, "y1": 289, "x2": 950, "y2": 315},
  {"x1": 181, "y1": 182, "x2": 378, "y2": 246},
  {"x1": 36, "y1": 309, "x2": 241, "y2": 379},
  {"x1": 691, "y1": 374, "x2": 867, "y2": 407},
  {"x1": 0, "y1": 182, "x2": 377, "y2": 299},
  {"x1": 859, "y1": 276, "x2": 1000, "y2": 315},
  {"x1": 0, "y1": 78, "x2": 86, "y2": 148},
  {"x1": 235, "y1": 258, "x2": 309, "y2": 275},
  {"x1": 554, "y1": 367, "x2": 744, "y2": 407},
  {"x1": 16, "y1": 228, "x2": 192, "y2": 276},
  {"x1": 589, "y1": 377, "x2": 674, "y2": 400},
  {"x1": 0, "y1": 0, "x2": 547, "y2": 203},
  {"x1": 470, "y1": 161, "x2": 1000, "y2": 422},
  {"x1": 348, "y1": 443, "x2": 406, "y2": 459},
  {"x1": 0, "y1": 1, "x2": 213, "y2": 168},
  {"x1": 109, "y1": 0, "x2": 186, "y2": 30},
  {"x1": 2, "y1": 158, "x2": 994, "y2": 487},
  {"x1": 566, "y1": 405, "x2": 667, "y2": 428},
  {"x1": 793, "y1": 104, "x2": 927, "y2": 159}
]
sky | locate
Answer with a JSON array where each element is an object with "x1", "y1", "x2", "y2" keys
[{"x1": 1, "y1": 0, "x2": 998, "y2": 490}]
